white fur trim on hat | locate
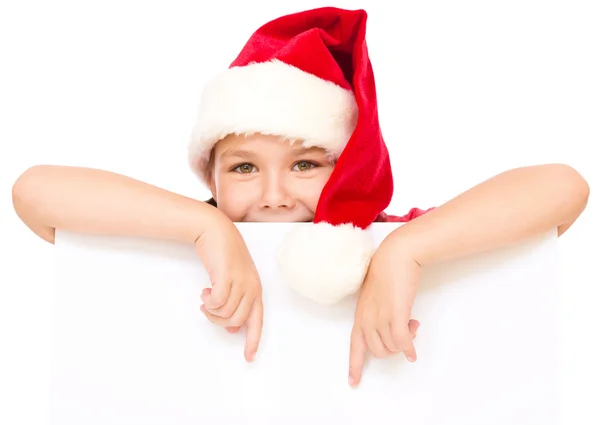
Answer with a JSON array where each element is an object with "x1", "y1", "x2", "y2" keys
[
  {"x1": 188, "y1": 59, "x2": 358, "y2": 181},
  {"x1": 275, "y1": 222, "x2": 374, "y2": 305}
]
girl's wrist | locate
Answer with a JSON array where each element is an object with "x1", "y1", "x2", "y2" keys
[
  {"x1": 385, "y1": 225, "x2": 424, "y2": 267},
  {"x1": 193, "y1": 202, "x2": 245, "y2": 250},
  {"x1": 190, "y1": 202, "x2": 228, "y2": 244}
]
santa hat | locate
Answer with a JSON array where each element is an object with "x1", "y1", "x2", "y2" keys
[{"x1": 188, "y1": 7, "x2": 394, "y2": 305}]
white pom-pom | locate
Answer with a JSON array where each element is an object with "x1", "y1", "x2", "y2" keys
[{"x1": 275, "y1": 222, "x2": 375, "y2": 305}]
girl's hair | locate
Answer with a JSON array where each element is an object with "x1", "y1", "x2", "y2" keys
[{"x1": 202, "y1": 147, "x2": 217, "y2": 207}]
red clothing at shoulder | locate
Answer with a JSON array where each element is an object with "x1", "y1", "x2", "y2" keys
[{"x1": 375, "y1": 207, "x2": 435, "y2": 223}]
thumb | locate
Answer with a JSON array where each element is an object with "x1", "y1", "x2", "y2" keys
[
  {"x1": 409, "y1": 319, "x2": 420, "y2": 339},
  {"x1": 204, "y1": 267, "x2": 231, "y2": 310},
  {"x1": 196, "y1": 243, "x2": 229, "y2": 308},
  {"x1": 348, "y1": 325, "x2": 367, "y2": 387}
]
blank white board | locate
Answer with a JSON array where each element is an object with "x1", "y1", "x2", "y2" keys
[{"x1": 50, "y1": 223, "x2": 559, "y2": 424}]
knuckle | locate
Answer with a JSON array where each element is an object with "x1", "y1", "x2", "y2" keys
[
  {"x1": 372, "y1": 349, "x2": 388, "y2": 359},
  {"x1": 216, "y1": 308, "x2": 233, "y2": 319},
  {"x1": 392, "y1": 327, "x2": 408, "y2": 343},
  {"x1": 230, "y1": 317, "x2": 245, "y2": 328},
  {"x1": 212, "y1": 295, "x2": 228, "y2": 307},
  {"x1": 393, "y1": 335, "x2": 405, "y2": 346},
  {"x1": 376, "y1": 308, "x2": 388, "y2": 321},
  {"x1": 386, "y1": 340, "x2": 401, "y2": 352},
  {"x1": 249, "y1": 279, "x2": 262, "y2": 293},
  {"x1": 355, "y1": 306, "x2": 367, "y2": 319},
  {"x1": 361, "y1": 311, "x2": 376, "y2": 326}
]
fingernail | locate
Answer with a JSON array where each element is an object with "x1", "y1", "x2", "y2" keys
[
  {"x1": 407, "y1": 355, "x2": 416, "y2": 362},
  {"x1": 348, "y1": 375, "x2": 356, "y2": 386}
]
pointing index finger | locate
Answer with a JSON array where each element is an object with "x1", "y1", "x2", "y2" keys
[
  {"x1": 349, "y1": 325, "x2": 367, "y2": 387},
  {"x1": 244, "y1": 298, "x2": 263, "y2": 362}
]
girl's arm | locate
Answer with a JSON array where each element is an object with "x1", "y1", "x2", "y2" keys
[
  {"x1": 12, "y1": 165, "x2": 222, "y2": 245},
  {"x1": 13, "y1": 164, "x2": 265, "y2": 360},
  {"x1": 391, "y1": 163, "x2": 590, "y2": 267},
  {"x1": 348, "y1": 163, "x2": 589, "y2": 386}
]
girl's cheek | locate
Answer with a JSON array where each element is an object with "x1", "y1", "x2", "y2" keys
[
  {"x1": 297, "y1": 177, "x2": 329, "y2": 210},
  {"x1": 219, "y1": 184, "x2": 255, "y2": 213}
]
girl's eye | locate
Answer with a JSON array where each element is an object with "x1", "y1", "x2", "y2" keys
[
  {"x1": 233, "y1": 163, "x2": 256, "y2": 173},
  {"x1": 293, "y1": 161, "x2": 316, "y2": 172}
]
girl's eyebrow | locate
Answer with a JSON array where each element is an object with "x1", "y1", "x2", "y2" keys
[
  {"x1": 290, "y1": 145, "x2": 326, "y2": 155},
  {"x1": 220, "y1": 149, "x2": 257, "y2": 159}
]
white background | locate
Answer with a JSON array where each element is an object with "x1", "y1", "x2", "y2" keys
[{"x1": 0, "y1": 0, "x2": 598, "y2": 423}]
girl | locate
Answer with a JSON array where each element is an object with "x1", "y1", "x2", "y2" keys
[{"x1": 11, "y1": 7, "x2": 589, "y2": 387}]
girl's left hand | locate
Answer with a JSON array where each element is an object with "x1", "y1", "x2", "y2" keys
[{"x1": 348, "y1": 234, "x2": 421, "y2": 387}]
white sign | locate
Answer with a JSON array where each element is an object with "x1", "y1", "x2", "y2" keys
[{"x1": 50, "y1": 224, "x2": 559, "y2": 424}]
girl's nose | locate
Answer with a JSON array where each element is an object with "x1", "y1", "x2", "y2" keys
[{"x1": 259, "y1": 176, "x2": 296, "y2": 210}]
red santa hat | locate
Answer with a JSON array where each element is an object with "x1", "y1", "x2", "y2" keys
[{"x1": 188, "y1": 7, "x2": 394, "y2": 305}]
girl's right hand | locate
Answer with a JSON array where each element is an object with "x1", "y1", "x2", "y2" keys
[
  {"x1": 11, "y1": 165, "x2": 264, "y2": 360},
  {"x1": 195, "y1": 213, "x2": 263, "y2": 362}
]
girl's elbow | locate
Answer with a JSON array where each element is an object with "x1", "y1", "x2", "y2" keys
[
  {"x1": 551, "y1": 163, "x2": 590, "y2": 229},
  {"x1": 12, "y1": 165, "x2": 56, "y2": 244},
  {"x1": 12, "y1": 165, "x2": 48, "y2": 205},
  {"x1": 559, "y1": 163, "x2": 590, "y2": 209}
]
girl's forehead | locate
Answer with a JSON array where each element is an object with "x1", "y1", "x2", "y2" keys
[
  {"x1": 211, "y1": 134, "x2": 333, "y2": 168},
  {"x1": 215, "y1": 133, "x2": 321, "y2": 154},
  {"x1": 219, "y1": 133, "x2": 294, "y2": 146}
]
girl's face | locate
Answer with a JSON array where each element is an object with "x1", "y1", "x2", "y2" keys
[{"x1": 208, "y1": 133, "x2": 335, "y2": 222}]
